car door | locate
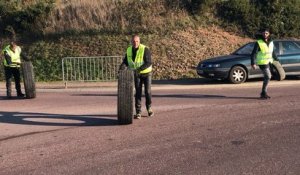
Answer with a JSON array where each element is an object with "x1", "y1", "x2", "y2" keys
[{"x1": 277, "y1": 41, "x2": 300, "y2": 75}]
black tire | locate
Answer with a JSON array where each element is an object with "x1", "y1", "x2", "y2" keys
[
  {"x1": 271, "y1": 61, "x2": 286, "y2": 81},
  {"x1": 22, "y1": 61, "x2": 36, "y2": 99},
  {"x1": 117, "y1": 69, "x2": 134, "y2": 125},
  {"x1": 229, "y1": 66, "x2": 247, "y2": 84}
]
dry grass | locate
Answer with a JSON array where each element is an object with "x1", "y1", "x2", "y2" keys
[
  {"x1": 44, "y1": 0, "x2": 189, "y2": 34},
  {"x1": 151, "y1": 26, "x2": 253, "y2": 79},
  {"x1": 1, "y1": 0, "x2": 255, "y2": 81},
  {"x1": 34, "y1": 25, "x2": 252, "y2": 80},
  {"x1": 45, "y1": 0, "x2": 118, "y2": 33}
]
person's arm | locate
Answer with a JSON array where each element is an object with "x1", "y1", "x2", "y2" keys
[
  {"x1": 119, "y1": 54, "x2": 128, "y2": 70},
  {"x1": 251, "y1": 42, "x2": 258, "y2": 66},
  {"x1": 137, "y1": 47, "x2": 151, "y2": 71},
  {"x1": 272, "y1": 49, "x2": 279, "y2": 61},
  {"x1": 4, "y1": 51, "x2": 12, "y2": 65},
  {"x1": 21, "y1": 52, "x2": 29, "y2": 61}
]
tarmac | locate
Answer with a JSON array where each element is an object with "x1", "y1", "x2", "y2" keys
[
  {"x1": 0, "y1": 78, "x2": 213, "y2": 91},
  {"x1": 0, "y1": 77, "x2": 299, "y2": 93}
]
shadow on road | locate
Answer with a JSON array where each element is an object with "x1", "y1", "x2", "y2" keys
[
  {"x1": 0, "y1": 96, "x2": 28, "y2": 100},
  {"x1": 153, "y1": 76, "x2": 299, "y2": 85},
  {"x1": 152, "y1": 78, "x2": 226, "y2": 85},
  {"x1": 72, "y1": 93, "x2": 259, "y2": 100},
  {"x1": 0, "y1": 111, "x2": 118, "y2": 126},
  {"x1": 152, "y1": 94, "x2": 259, "y2": 99},
  {"x1": 71, "y1": 93, "x2": 117, "y2": 97}
]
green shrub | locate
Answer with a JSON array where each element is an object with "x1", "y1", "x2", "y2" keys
[
  {"x1": 25, "y1": 41, "x2": 80, "y2": 81},
  {"x1": 217, "y1": 0, "x2": 300, "y2": 37},
  {"x1": 0, "y1": 0, "x2": 55, "y2": 37},
  {"x1": 2, "y1": 0, "x2": 300, "y2": 82}
]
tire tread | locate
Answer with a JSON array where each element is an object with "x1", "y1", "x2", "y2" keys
[
  {"x1": 22, "y1": 61, "x2": 36, "y2": 99},
  {"x1": 117, "y1": 69, "x2": 134, "y2": 125},
  {"x1": 272, "y1": 61, "x2": 286, "y2": 81}
]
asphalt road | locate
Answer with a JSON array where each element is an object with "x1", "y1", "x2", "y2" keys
[{"x1": 0, "y1": 79, "x2": 299, "y2": 175}]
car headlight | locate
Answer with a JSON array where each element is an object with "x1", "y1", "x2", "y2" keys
[{"x1": 207, "y1": 64, "x2": 221, "y2": 68}]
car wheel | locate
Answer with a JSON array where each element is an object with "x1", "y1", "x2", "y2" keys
[
  {"x1": 229, "y1": 66, "x2": 247, "y2": 84},
  {"x1": 271, "y1": 61, "x2": 286, "y2": 81},
  {"x1": 117, "y1": 69, "x2": 134, "y2": 125}
]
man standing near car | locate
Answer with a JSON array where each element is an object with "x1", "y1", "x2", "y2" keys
[
  {"x1": 2, "y1": 41, "x2": 26, "y2": 98},
  {"x1": 119, "y1": 35, "x2": 154, "y2": 119},
  {"x1": 251, "y1": 29, "x2": 278, "y2": 99}
]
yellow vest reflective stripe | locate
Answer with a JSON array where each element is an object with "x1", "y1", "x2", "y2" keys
[
  {"x1": 126, "y1": 44, "x2": 152, "y2": 74},
  {"x1": 2, "y1": 45, "x2": 22, "y2": 67},
  {"x1": 256, "y1": 40, "x2": 274, "y2": 65}
]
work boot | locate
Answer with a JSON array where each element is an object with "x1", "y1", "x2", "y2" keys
[
  {"x1": 134, "y1": 113, "x2": 142, "y2": 119},
  {"x1": 260, "y1": 92, "x2": 271, "y2": 99},
  {"x1": 17, "y1": 92, "x2": 25, "y2": 98},
  {"x1": 147, "y1": 107, "x2": 154, "y2": 117}
]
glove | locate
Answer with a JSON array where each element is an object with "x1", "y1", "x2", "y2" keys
[
  {"x1": 119, "y1": 64, "x2": 127, "y2": 71},
  {"x1": 134, "y1": 68, "x2": 142, "y2": 76},
  {"x1": 117, "y1": 64, "x2": 127, "y2": 79},
  {"x1": 22, "y1": 56, "x2": 30, "y2": 61},
  {"x1": 133, "y1": 70, "x2": 138, "y2": 77},
  {"x1": 136, "y1": 67, "x2": 142, "y2": 73},
  {"x1": 21, "y1": 52, "x2": 30, "y2": 61}
]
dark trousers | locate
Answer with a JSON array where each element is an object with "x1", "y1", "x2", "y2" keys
[
  {"x1": 4, "y1": 66, "x2": 22, "y2": 95},
  {"x1": 259, "y1": 64, "x2": 272, "y2": 94},
  {"x1": 134, "y1": 73, "x2": 152, "y2": 114}
]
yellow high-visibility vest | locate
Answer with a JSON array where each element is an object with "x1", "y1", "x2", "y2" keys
[
  {"x1": 2, "y1": 45, "x2": 22, "y2": 67},
  {"x1": 126, "y1": 44, "x2": 152, "y2": 74},
  {"x1": 256, "y1": 39, "x2": 274, "y2": 65}
]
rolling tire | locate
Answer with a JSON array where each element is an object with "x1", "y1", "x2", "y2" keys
[
  {"x1": 22, "y1": 61, "x2": 36, "y2": 99},
  {"x1": 229, "y1": 66, "x2": 247, "y2": 84},
  {"x1": 117, "y1": 69, "x2": 134, "y2": 125},
  {"x1": 271, "y1": 61, "x2": 286, "y2": 81}
]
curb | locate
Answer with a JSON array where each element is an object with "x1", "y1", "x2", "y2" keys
[{"x1": 0, "y1": 78, "x2": 299, "y2": 92}]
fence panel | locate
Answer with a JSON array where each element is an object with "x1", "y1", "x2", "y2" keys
[{"x1": 62, "y1": 56, "x2": 123, "y2": 86}]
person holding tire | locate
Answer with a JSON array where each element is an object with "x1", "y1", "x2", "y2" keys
[
  {"x1": 251, "y1": 29, "x2": 279, "y2": 99},
  {"x1": 2, "y1": 41, "x2": 27, "y2": 98},
  {"x1": 119, "y1": 35, "x2": 154, "y2": 119}
]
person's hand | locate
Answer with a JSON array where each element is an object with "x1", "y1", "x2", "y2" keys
[
  {"x1": 118, "y1": 65, "x2": 129, "y2": 78},
  {"x1": 135, "y1": 68, "x2": 143, "y2": 76},
  {"x1": 22, "y1": 56, "x2": 30, "y2": 61},
  {"x1": 251, "y1": 64, "x2": 256, "y2": 70},
  {"x1": 119, "y1": 64, "x2": 127, "y2": 71},
  {"x1": 134, "y1": 70, "x2": 140, "y2": 77}
]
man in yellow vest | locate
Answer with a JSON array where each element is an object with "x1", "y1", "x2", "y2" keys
[
  {"x1": 119, "y1": 35, "x2": 154, "y2": 119},
  {"x1": 251, "y1": 29, "x2": 279, "y2": 99},
  {"x1": 2, "y1": 41, "x2": 27, "y2": 98}
]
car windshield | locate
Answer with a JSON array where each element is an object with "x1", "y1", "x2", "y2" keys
[{"x1": 233, "y1": 42, "x2": 255, "y2": 55}]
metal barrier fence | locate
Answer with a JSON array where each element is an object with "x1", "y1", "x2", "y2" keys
[{"x1": 62, "y1": 56, "x2": 123, "y2": 87}]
